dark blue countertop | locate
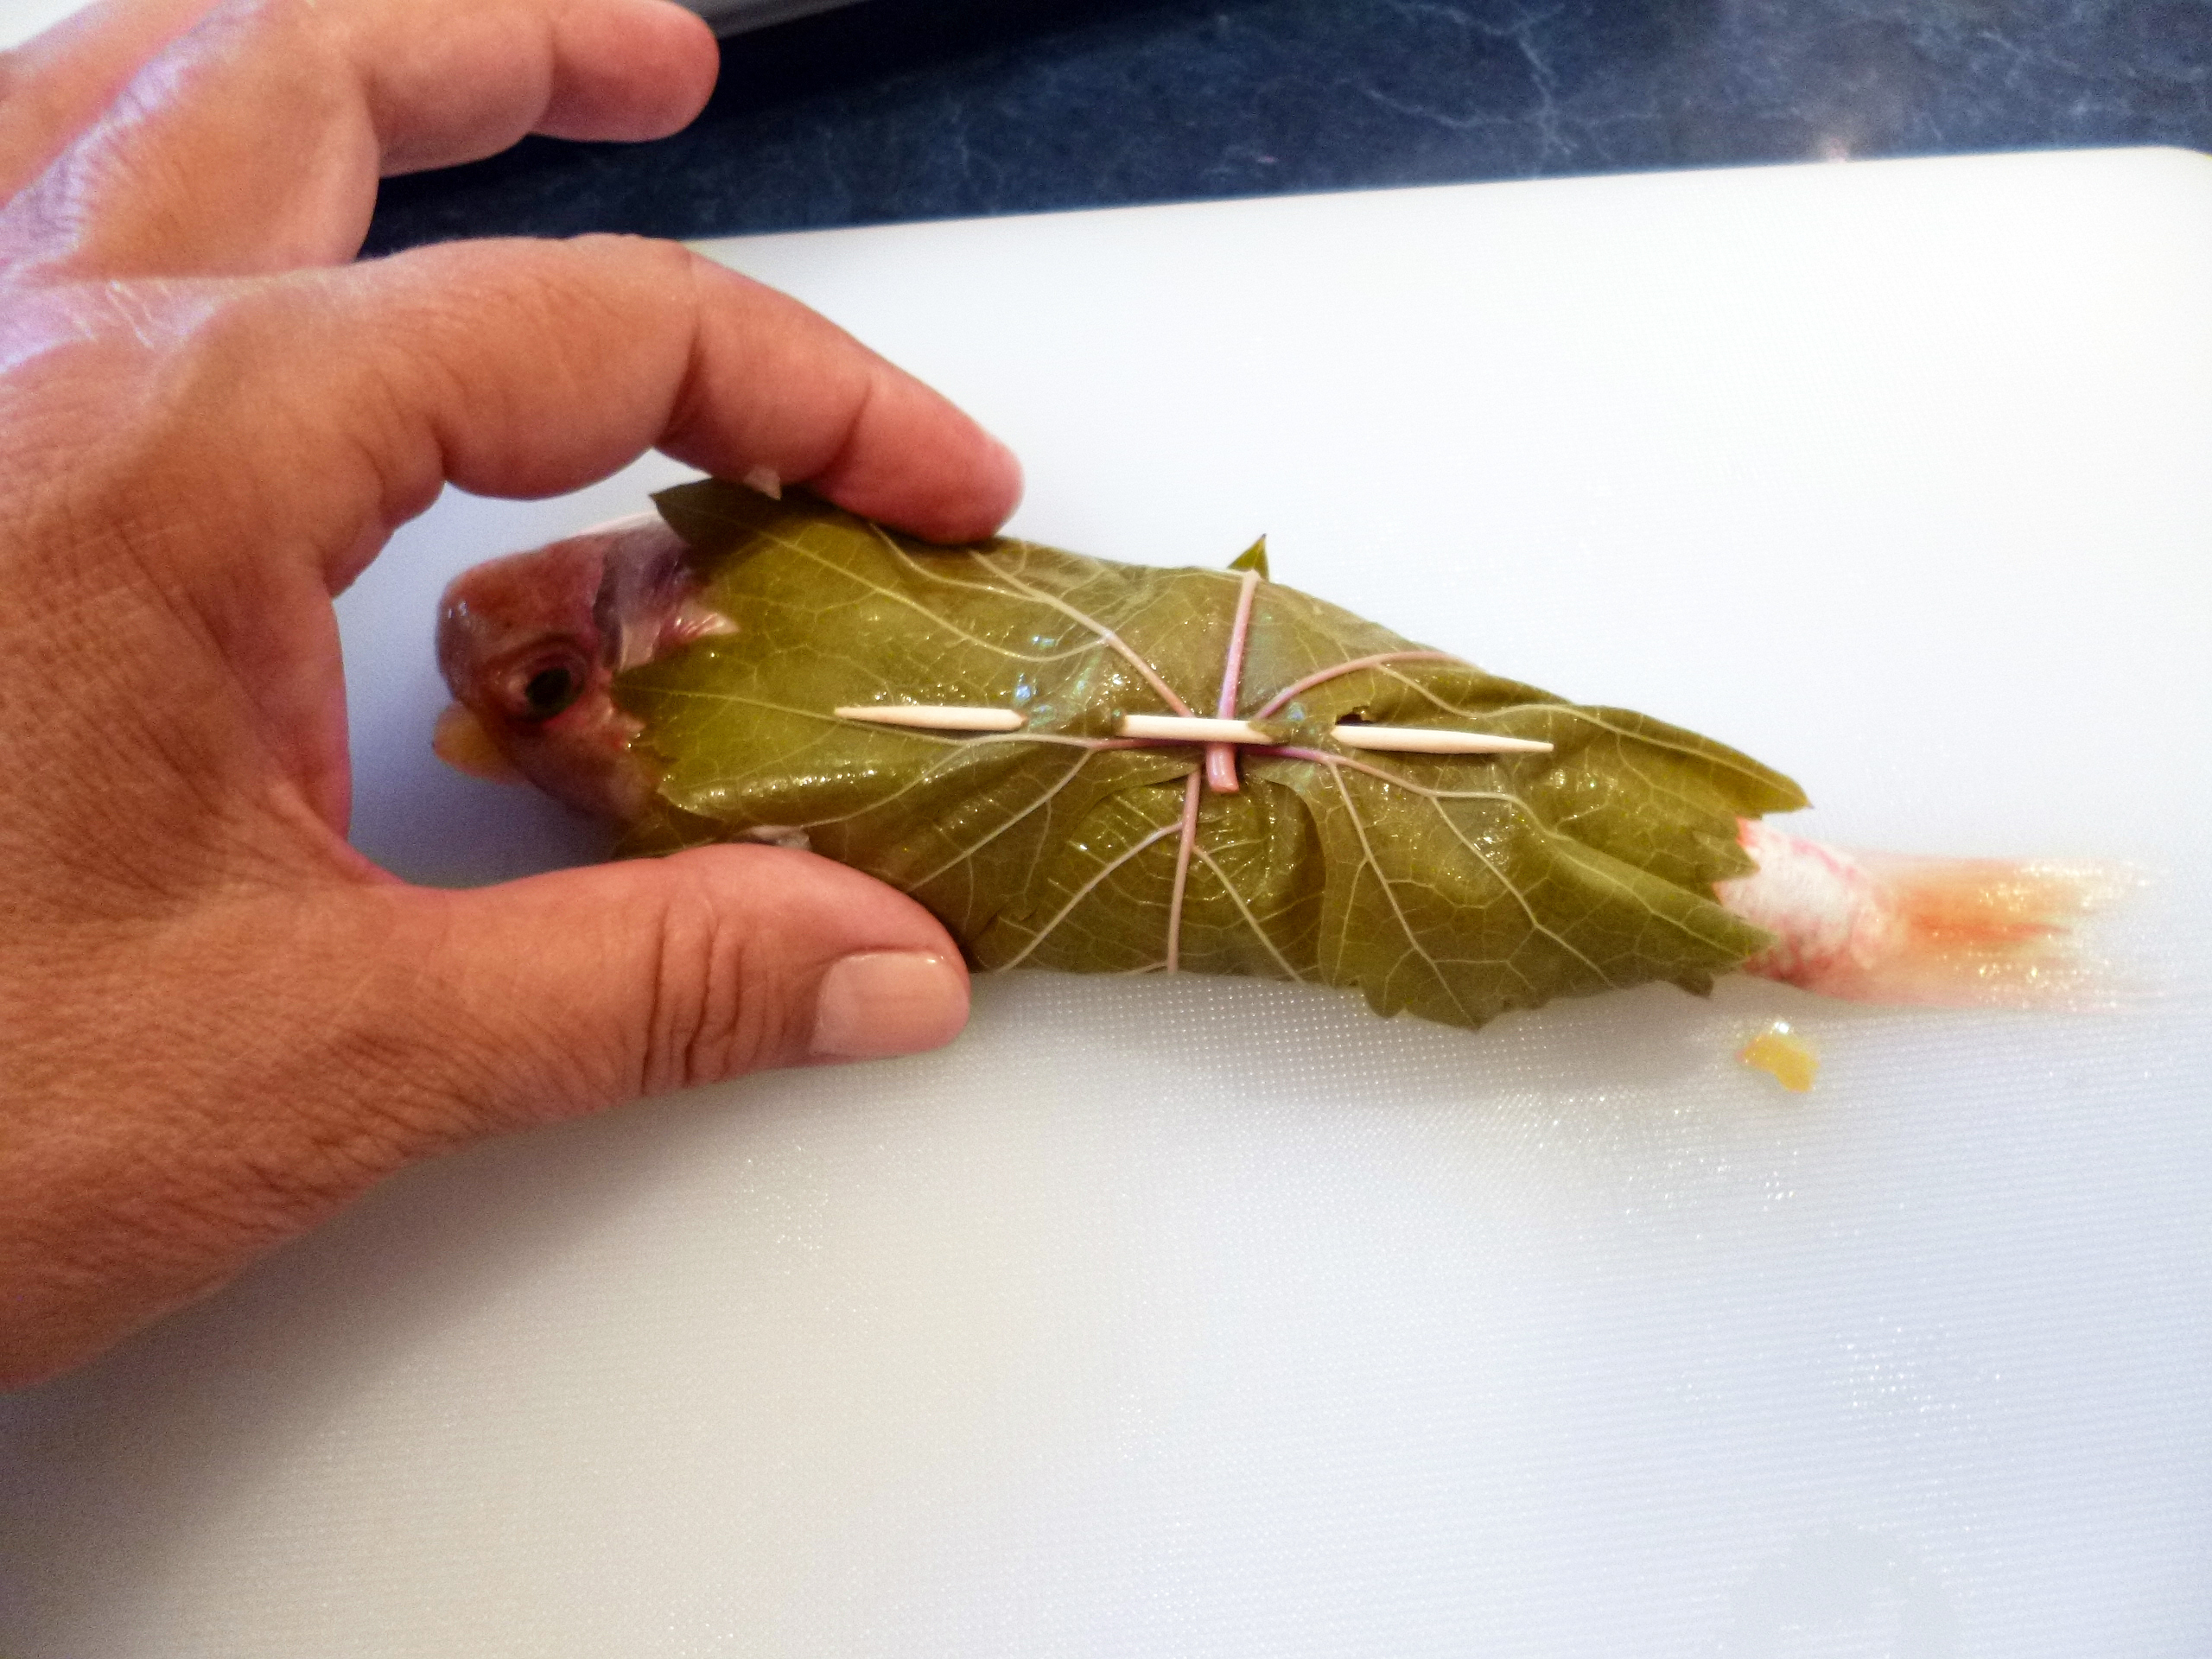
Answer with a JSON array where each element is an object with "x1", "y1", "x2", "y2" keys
[{"x1": 365, "y1": 0, "x2": 2212, "y2": 253}]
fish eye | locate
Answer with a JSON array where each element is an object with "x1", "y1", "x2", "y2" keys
[{"x1": 517, "y1": 661, "x2": 583, "y2": 721}]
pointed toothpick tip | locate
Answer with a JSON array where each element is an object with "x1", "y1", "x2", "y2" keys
[{"x1": 835, "y1": 703, "x2": 1027, "y2": 733}]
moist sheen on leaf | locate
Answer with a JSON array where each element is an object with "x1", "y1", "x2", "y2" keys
[{"x1": 618, "y1": 481, "x2": 1808, "y2": 1031}]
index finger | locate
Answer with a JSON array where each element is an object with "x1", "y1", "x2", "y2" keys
[{"x1": 138, "y1": 235, "x2": 1023, "y2": 588}]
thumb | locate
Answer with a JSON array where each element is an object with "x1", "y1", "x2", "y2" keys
[
  {"x1": 389, "y1": 845, "x2": 971, "y2": 1130},
  {"x1": 0, "y1": 849, "x2": 966, "y2": 1385}
]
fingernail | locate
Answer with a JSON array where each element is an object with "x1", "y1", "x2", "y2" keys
[{"x1": 810, "y1": 951, "x2": 969, "y2": 1061}]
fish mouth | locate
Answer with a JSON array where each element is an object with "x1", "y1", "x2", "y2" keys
[{"x1": 433, "y1": 700, "x2": 525, "y2": 784}]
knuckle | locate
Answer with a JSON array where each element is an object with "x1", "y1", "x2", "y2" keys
[
  {"x1": 570, "y1": 233, "x2": 709, "y2": 329},
  {"x1": 569, "y1": 229, "x2": 692, "y2": 274},
  {"x1": 639, "y1": 861, "x2": 797, "y2": 1093},
  {"x1": 215, "y1": 0, "x2": 327, "y2": 56},
  {"x1": 149, "y1": 0, "x2": 353, "y2": 112}
]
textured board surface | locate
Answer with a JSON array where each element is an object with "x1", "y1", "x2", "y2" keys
[{"x1": 4, "y1": 150, "x2": 2210, "y2": 1656}]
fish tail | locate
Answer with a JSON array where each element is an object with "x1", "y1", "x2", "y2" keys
[
  {"x1": 1846, "y1": 851, "x2": 2129, "y2": 1007},
  {"x1": 1719, "y1": 821, "x2": 2131, "y2": 1008}
]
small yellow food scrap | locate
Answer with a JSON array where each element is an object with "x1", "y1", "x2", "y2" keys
[{"x1": 1738, "y1": 1020, "x2": 1819, "y2": 1093}]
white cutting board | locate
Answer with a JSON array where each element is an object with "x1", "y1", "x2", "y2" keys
[
  {"x1": 5, "y1": 151, "x2": 2210, "y2": 1656},
  {"x1": 0, "y1": 0, "x2": 82, "y2": 47}
]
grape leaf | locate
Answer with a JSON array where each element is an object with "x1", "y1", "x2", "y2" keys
[{"x1": 618, "y1": 481, "x2": 1807, "y2": 1030}]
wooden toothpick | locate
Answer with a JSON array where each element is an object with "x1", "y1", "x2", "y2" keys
[
  {"x1": 830, "y1": 703, "x2": 1548, "y2": 755},
  {"x1": 1119, "y1": 715, "x2": 1271, "y2": 744},
  {"x1": 836, "y1": 704, "x2": 1027, "y2": 733},
  {"x1": 1329, "y1": 724, "x2": 1552, "y2": 755}
]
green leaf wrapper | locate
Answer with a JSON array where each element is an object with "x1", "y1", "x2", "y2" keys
[{"x1": 619, "y1": 481, "x2": 1808, "y2": 1030}]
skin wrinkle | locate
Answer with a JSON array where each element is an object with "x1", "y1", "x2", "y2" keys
[
  {"x1": 382, "y1": 896, "x2": 567, "y2": 1134},
  {"x1": 798, "y1": 322, "x2": 881, "y2": 497},
  {"x1": 663, "y1": 254, "x2": 756, "y2": 461},
  {"x1": 645, "y1": 875, "x2": 725, "y2": 1096},
  {"x1": 323, "y1": 327, "x2": 458, "y2": 566},
  {"x1": 395, "y1": 241, "x2": 690, "y2": 507},
  {"x1": 384, "y1": 887, "x2": 619, "y2": 1135},
  {"x1": 456, "y1": 247, "x2": 598, "y2": 448},
  {"x1": 25, "y1": 918, "x2": 383, "y2": 1222},
  {"x1": 1, "y1": 561, "x2": 252, "y2": 908},
  {"x1": 680, "y1": 891, "x2": 754, "y2": 1090},
  {"x1": 357, "y1": 7, "x2": 553, "y2": 173},
  {"x1": 108, "y1": 583, "x2": 333, "y2": 834}
]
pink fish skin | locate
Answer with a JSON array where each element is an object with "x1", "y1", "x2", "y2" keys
[
  {"x1": 435, "y1": 515, "x2": 710, "y2": 822},
  {"x1": 435, "y1": 520, "x2": 2115, "y2": 1010}
]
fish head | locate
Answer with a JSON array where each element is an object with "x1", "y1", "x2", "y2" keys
[{"x1": 433, "y1": 512, "x2": 728, "y2": 823}]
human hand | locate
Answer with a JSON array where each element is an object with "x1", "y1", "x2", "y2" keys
[{"x1": 0, "y1": 0, "x2": 1020, "y2": 1386}]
